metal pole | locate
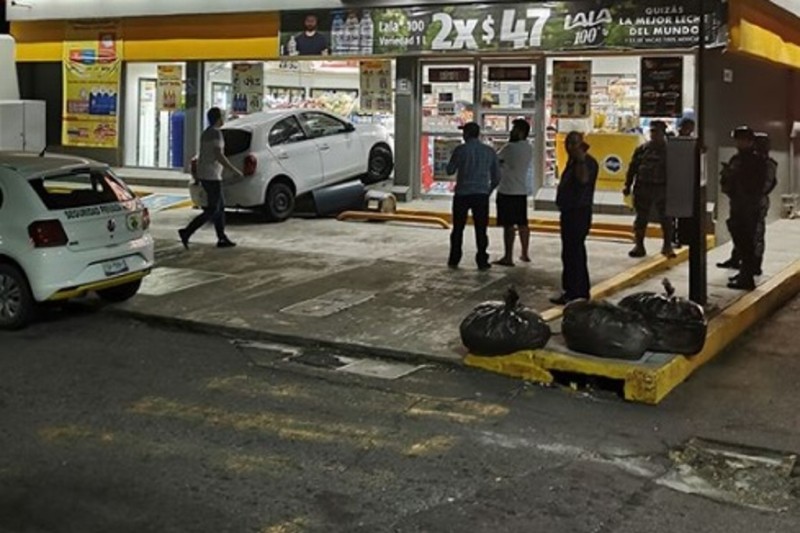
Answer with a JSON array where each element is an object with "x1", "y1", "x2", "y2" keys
[{"x1": 690, "y1": 0, "x2": 708, "y2": 305}]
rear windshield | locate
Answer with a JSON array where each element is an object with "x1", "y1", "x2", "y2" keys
[
  {"x1": 222, "y1": 129, "x2": 252, "y2": 156},
  {"x1": 30, "y1": 170, "x2": 136, "y2": 211}
]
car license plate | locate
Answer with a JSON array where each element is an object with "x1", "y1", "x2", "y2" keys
[{"x1": 102, "y1": 259, "x2": 129, "y2": 277}]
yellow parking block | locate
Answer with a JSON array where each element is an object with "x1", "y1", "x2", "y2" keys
[{"x1": 466, "y1": 259, "x2": 800, "y2": 405}]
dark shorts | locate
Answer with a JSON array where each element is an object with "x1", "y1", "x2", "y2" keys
[{"x1": 496, "y1": 194, "x2": 528, "y2": 227}]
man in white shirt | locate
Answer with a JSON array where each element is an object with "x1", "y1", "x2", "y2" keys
[
  {"x1": 493, "y1": 119, "x2": 534, "y2": 266},
  {"x1": 179, "y1": 107, "x2": 242, "y2": 249}
]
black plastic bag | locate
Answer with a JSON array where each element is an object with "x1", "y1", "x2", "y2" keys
[
  {"x1": 619, "y1": 279, "x2": 707, "y2": 355},
  {"x1": 562, "y1": 300, "x2": 653, "y2": 360},
  {"x1": 460, "y1": 288, "x2": 551, "y2": 356}
]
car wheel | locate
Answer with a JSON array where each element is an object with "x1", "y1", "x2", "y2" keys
[
  {"x1": 97, "y1": 279, "x2": 142, "y2": 303},
  {"x1": 362, "y1": 145, "x2": 394, "y2": 185},
  {"x1": 0, "y1": 263, "x2": 35, "y2": 330},
  {"x1": 264, "y1": 181, "x2": 295, "y2": 222}
]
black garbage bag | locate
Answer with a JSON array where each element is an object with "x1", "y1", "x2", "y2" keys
[
  {"x1": 460, "y1": 287, "x2": 551, "y2": 356},
  {"x1": 618, "y1": 279, "x2": 707, "y2": 355},
  {"x1": 562, "y1": 300, "x2": 653, "y2": 360}
]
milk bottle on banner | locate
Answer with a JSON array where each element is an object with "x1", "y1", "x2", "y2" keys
[
  {"x1": 287, "y1": 35, "x2": 298, "y2": 56},
  {"x1": 331, "y1": 13, "x2": 345, "y2": 55},
  {"x1": 360, "y1": 10, "x2": 374, "y2": 55},
  {"x1": 344, "y1": 12, "x2": 360, "y2": 55}
]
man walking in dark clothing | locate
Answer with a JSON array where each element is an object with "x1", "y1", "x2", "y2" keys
[
  {"x1": 551, "y1": 131, "x2": 599, "y2": 305},
  {"x1": 720, "y1": 126, "x2": 768, "y2": 290},
  {"x1": 623, "y1": 120, "x2": 675, "y2": 259},
  {"x1": 446, "y1": 122, "x2": 501, "y2": 270}
]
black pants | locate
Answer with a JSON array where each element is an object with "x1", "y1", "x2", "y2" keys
[
  {"x1": 185, "y1": 180, "x2": 227, "y2": 240},
  {"x1": 729, "y1": 207, "x2": 760, "y2": 280},
  {"x1": 560, "y1": 207, "x2": 592, "y2": 300},
  {"x1": 449, "y1": 194, "x2": 490, "y2": 267}
]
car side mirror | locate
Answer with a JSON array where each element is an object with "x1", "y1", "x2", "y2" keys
[{"x1": 345, "y1": 123, "x2": 356, "y2": 133}]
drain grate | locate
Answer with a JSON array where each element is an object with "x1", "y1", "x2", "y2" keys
[{"x1": 657, "y1": 437, "x2": 799, "y2": 512}]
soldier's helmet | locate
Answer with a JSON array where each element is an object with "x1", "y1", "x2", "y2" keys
[{"x1": 731, "y1": 125, "x2": 755, "y2": 139}]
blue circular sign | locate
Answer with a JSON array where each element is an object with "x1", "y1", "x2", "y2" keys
[{"x1": 604, "y1": 155, "x2": 622, "y2": 174}]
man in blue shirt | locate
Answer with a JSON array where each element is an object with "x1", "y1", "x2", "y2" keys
[
  {"x1": 446, "y1": 122, "x2": 500, "y2": 270},
  {"x1": 295, "y1": 14, "x2": 329, "y2": 56},
  {"x1": 551, "y1": 131, "x2": 599, "y2": 305}
]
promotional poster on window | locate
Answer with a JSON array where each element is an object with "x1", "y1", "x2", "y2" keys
[
  {"x1": 278, "y1": 1, "x2": 727, "y2": 58},
  {"x1": 157, "y1": 65, "x2": 183, "y2": 112},
  {"x1": 640, "y1": 56, "x2": 684, "y2": 118},
  {"x1": 552, "y1": 61, "x2": 592, "y2": 119},
  {"x1": 359, "y1": 60, "x2": 393, "y2": 113},
  {"x1": 232, "y1": 63, "x2": 265, "y2": 115},
  {"x1": 62, "y1": 21, "x2": 122, "y2": 149}
]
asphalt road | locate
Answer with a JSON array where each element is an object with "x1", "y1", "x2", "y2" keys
[{"x1": 1, "y1": 299, "x2": 799, "y2": 533}]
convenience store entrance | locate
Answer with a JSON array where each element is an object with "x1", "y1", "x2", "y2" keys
[{"x1": 419, "y1": 58, "x2": 542, "y2": 196}]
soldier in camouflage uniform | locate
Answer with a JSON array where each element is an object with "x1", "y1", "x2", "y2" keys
[
  {"x1": 753, "y1": 133, "x2": 778, "y2": 274},
  {"x1": 623, "y1": 121, "x2": 675, "y2": 258},
  {"x1": 718, "y1": 132, "x2": 778, "y2": 276}
]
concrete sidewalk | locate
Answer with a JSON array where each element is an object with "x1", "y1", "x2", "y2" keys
[{"x1": 119, "y1": 208, "x2": 665, "y2": 362}]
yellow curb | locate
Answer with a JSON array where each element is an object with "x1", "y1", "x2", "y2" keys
[
  {"x1": 163, "y1": 199, "x2": 195, "y2": 211},
  {"x1": 397, "y1": 209, "x2": 672, "y2": 239},
  {"x1": 466, "y1": 259, "x2": 800, "y2": 405},
  {"x1": 540, "y1": 234, "x2": 717, "y2": 322}
]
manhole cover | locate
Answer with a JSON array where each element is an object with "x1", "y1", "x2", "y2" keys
[
  {"x1": 657, "y1": 438, "x2": 799, "y2": 512},
  {"x1": 337, "y1": 359, "x2": 427, "y2": 380}
]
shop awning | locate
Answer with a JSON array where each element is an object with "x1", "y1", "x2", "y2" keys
[
  {"x1": 729, "y1": 0, "x2": 800, "y2": 69},
  {"x1": 12, "y1": 13, "x2": 279, "y2": 62}
]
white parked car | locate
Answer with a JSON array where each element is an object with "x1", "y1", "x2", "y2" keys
[
  {"x1": 189, "y1": 109, "x2": 394, "y2": 221},
  {"x1": 0, "y1": 152, "x2": 155, "y2": 329}
]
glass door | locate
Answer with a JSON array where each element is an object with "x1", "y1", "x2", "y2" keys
[
  {"x1": 477, "y1": 61, "x2": 538, "y2": 194},
  {"x1": 136, "y1": 78, "x2": 182, "y2": 169},
  {"x1": 419, "y1": 62, "x2": 476, "y2": 195}
]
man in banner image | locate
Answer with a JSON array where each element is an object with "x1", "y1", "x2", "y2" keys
[{"x1": 293, "y1": 14, "x2": 329, "y2": 56}]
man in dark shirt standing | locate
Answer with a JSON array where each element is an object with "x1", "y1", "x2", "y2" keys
[
  {"x1": 721, "y1": 126, "x2": 768, "y2": 290},
  {"x1": 446, "y1": 122, "x2": 501, "y2": 271},
  {"x1": 551, "y1": 131, "x2": 600, "y2": 305},
  {"x1": 295, "y1": 14, "x2": 329, "y2": 56}
]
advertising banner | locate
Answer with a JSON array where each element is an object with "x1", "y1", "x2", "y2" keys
[
  {"x1": 640, "y1": 56, "x2": 684, "y2": 117},
  {"x1": 232, "y1": 63, "x2": 265, "y2": 115},
  {"x1": 157, "y1": 65, "x2": 183, "y2": 112},
  {"x1": 552, "y1": 61, "x2": 592, "y2": 118},
  {"x1": 359, "y1": 60, "x2": 393, "y2": 113},
  {"x1": 62, "y1": 21, "x2": 122, "y2": 148},
  {"x1": 279, "y1": 1, "x2": 727, "y2": 57}
]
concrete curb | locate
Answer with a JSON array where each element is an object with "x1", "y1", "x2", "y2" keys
[
  {"x1": 465, "y1": 260, "x2": 800, "y2": 405},
  {"x1": 114, "y1": 308, "x2": 462, "y2": 368}
]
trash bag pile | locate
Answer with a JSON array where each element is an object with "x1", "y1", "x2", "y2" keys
[
  {"x1": 561, "y1": 299, "x2": 653, "y2": 360},
  {"x1": 619, "y1": 279, "x2": 707, "y2": 355},
  {"x1": 460, "y1": 287, "x2": 551, "y2": 357}
]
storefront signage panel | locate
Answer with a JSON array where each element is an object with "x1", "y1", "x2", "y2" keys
[
  {"x1": 360, "y1": 60, "x2": 393, "y2": 113},
  {"x1": 640, "y1": 56, "x2": 683, "y2": 118},
  {"x1": 279, "y1": 1, "x2": 728, "y2": 57},
  {"x1": 488, "y1": 67, "x2": 533, "y2": 82},
  {"x1": 62, "y1": 21, "x2": 122, "y2": 149},
  {"x1": 232, "y1": 63, "x2": 265, "y2": 115},
  {"x1": 552, "y1": 61, "x2": 591, "y2": 118},
  {"x1": 157, "y1": 65, "x2": 183, "y2": 112}
]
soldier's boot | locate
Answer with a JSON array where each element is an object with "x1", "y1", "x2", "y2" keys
[
  {"x1": 628, "y1": 228, "x2": 647, "y2": 258},
  {"x1": 661, "y1": 221, "x2": 676, "y2": 259}
]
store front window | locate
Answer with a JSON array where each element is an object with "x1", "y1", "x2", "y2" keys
[
  {"x1": 202, "y1": 60, "x2": 395, "y2": 128},
  {"x1": 123, "y1": 62, "x2": 187, "y2": 169},
  {"x1": 545, "y1": 54, "x2": 696, "y2": 191}
]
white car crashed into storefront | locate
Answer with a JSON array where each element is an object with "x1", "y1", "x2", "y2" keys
[
  {"x1": 189, "y1": 109, "x2": 394, "y2": 221},
  {"x1": 0, "y1": 153, "x2": 154, "y2": 329}
]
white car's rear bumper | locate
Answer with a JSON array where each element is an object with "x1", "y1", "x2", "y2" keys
[
  {"x1": 24, "y1": 234, "x2": 155, "y2": 302},
  {"x1": 189, "y1": 177, "x2": 267, "y2": 209}
]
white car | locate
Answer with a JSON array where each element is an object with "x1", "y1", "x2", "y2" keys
[
  {"x1": 189, "y1": 109, "x2": 394, "y2": 221},
  {"x1": 0, "y1": 152, "x2": 155, "y2": 329}
]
